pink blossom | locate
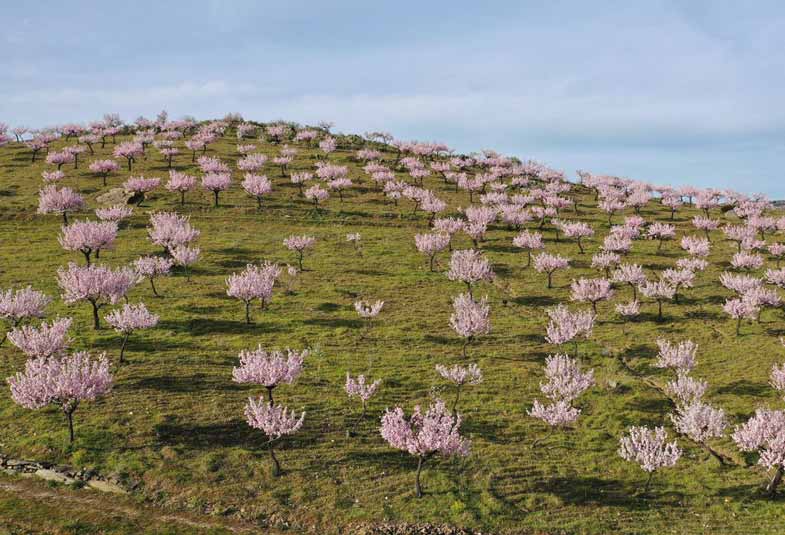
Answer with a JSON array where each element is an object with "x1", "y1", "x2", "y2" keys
[
  {"x1": 283, "y1": 235, "x2": 316, "y2": 270},
  {"x1": 8, "y1": 317, "x2": 72, "y2": 359},
  {"x1": 528, "y1": 399, "x2": 581, "y2": 428},
  {"x1": 6, "y1": 351, "x2": 113, "y2": 443},
  {"x1": 639, "y1": 280, "x2": 676, "y2": 319},
  {"x1": 165, "y1": 170, "x2": 197, "y2": 205},
  {"x1": 771, "y1": 363, "x2": 785, "y2": 399},
  {"x1": 436, "y1": 363, "x2": 483, "y2": 387},
  {"x1": 58, "y1": 220, "x2": 118, "y2": 265},
  {"x1": 232, "y1": 346, "x2": 306, "y2": 396},
  {"x1": 647, "y1": 223, "x2": 676, "y2": 251},
  {"x1": 731, "y1": 251, "x2": 764, "y2": 271},
  {"x1": 134, "y1": 256, "x2": 173, "y2": 297},
  {"x1": 732, "y1": 408, "x2": 785, "y2": 493},
  {"x1": 556, "y1": 220, "x2": 594, "y2": 253},
  {"x1": 449, "y1": 292, "x2": 491, "y2": 357},
  {"x1": 676, "y1": 258, "x2": 708, "y2": 272},
  {"x1": 148, "y1": 212, "x2": 200, "y2": 253},
  {"x1": 95, "y1": 204, "x2": 133, "y2": 222},
  {"x1": 415, "y1": 233, "x2": 450, "y2": 271},
  {"x1": 591, "y1": 252, "x2": 621, "y2": 276},
  {"x1": 38, "y1": 185, "x2": 85, "y2": 225},
  {"x1": 46, "y1": 150, "x2": 74, "y2": 169},
  {"x1": 680, "y1": 235, "x2": 711, "y2": 257},
  {"x1": 719, "y1": 272, "x2": 762, "y2": 294},
  {"x1": 241, "y1": 173, "x2": 272, "y2": 209},
  {"x1": 104, "y1": 302, "x2": 159, "y2": 363},
  {"x1": 545, "y1": 304, "x2": 595, "y2": 348},
  {"x1": 88, "y1": 159, "x2": 120, "y2": 186},
  {"x1": 539, "y1": 354, "x2": 594, "y2": 402},
  {"x1": 570, "y1": 278, "x2": 614, "y2": 313},
  {"x1": 618, "y1": 426, "x2": 681, "y2": 490},
  {"x1": 446, "y1": 249, "x2": 494, "y2": 295},
  {"x1": 380, "y1": 398, "x2": 470, "y2": 497},
  {"x1": 533, "y1": 252, "x2": 571, "y2": 289},
  {"x1": 512, "y1": 230, "x2": 544, "y2": 267},
  {"x1": 170, "y1": 245, "x2": 200, "y2": 280},
  {"x1": 305, "y1": 184, "x2": 330, "y2": 208},
  {"x1": 0, "y1": 286, "x2": 51, "y2": 333},
  {"x1": 345, "y1": 373, "x2": 382, "y2": 414},
  {"x1": 655, "y1": 338, "x2": 698, "y2": 371},
  {"x1": 113, "y1": 141, "x2": 143, "y2": 171},
  {"x1": 723, "y1": 297, "x2": 757, "y2": 335},
  {"x1": 616, "y1": 300, "x2": 640, "y2": 318},
  {"x1": 226, "y1": 263, "x2": 280, "y2": 323},
  {"x1": 202, "y1": 173, "x2": 231, "y2": 207},
  {"x1": 237, "y1": 153, "x2": 268, "y2": 172},
  {"x1": 57, "y1": 263, "x2": 136, "y2": 329},
  {"x1": 42, "y1": 170, "x2": 65, "y2": 183},
  {"x1": 244, "y1": 398, "x2": 305, "y2": 476},
  {"x1": 665, "y1": 372, "x2": 707, "y2": 407}
]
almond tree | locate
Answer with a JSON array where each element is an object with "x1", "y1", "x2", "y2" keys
[
  {"x1": 57, "y1": 263, "x2": 136, "y2": 329},
  {"x1": 380, "y1": 399, "x2": 470, "y2": 498},
  {"x1": 7, "y1": 351, "x2": 113, "y2": 444},
  {"x1": 0, "y1": 287, "x2": 51, "y2": 346},
  {"x1": 618, "y1": 426, "x2": 681, "y2": 494},
  {"x1": 104, "y1": 303, "x2": 159, "y2": 363}
]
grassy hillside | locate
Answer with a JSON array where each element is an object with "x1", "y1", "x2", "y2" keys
[{"x1": 1, "y1": 121, "x2": 784, "y2": 534}]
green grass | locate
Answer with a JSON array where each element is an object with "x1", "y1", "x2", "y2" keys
[{"x1": 1, "y1": 124, "x2": 785, "y2": 534}]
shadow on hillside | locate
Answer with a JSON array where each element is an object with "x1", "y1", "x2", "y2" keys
[
  {"x1": 512, "y1": 295, "x2": 559, "y2": 307},
  {"x1": 302, "y1": 317, "x2": 363, "y2": 329},
  {"x1": 715, "y1": 379, "x2": 770, "y2": 398},
  {"x1": 126, "y1": 373, "x2": 241, "y2": 394},
  {"x1": 530, "y1": 476, "x2": 679, "y2": 508},
  {"x1": 158, "y1": 318, "x2": 283, "y2": 335},
  {"x1": 154, "y1": 418, "x2": 258, "y2": 449}
]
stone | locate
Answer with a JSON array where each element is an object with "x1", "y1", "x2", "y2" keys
[
  {"x1": 86, "y1": 479, "x2": 127, "y2": 494},
  {"x1": 96, "y1": 188, "x2": 134, "y2": 205},
  {"x1": 35, "y1": 469, "x2": 77, "y2": 485}
]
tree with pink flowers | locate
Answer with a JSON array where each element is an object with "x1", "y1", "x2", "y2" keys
[
  {"x1": 618, "y1": 426, "x2": 681, "y2": 494},
  {"x1": 512, "y1": 230, "x2": 544, "y2": 267},
  {"x1": 533, "y1": 252, "x2": 571, "y2": 289},
  {"x1": 88, "y1": 159, "x2": 120, "y2": 186},
  {"x1": 570, "y1": 278, "x2": 614, "y2": 314},
  {"x1": 232, "y1": 346, "x2": 306, "y2": 403},
  {"x1": 647, "y1": 223, "x2": 676, "y2": 251},
  {"x1": 345, "y1": 373, "x2": 382, "y2": 420},
  {"x1": 241, "y1": 173, "x2": 272, "y2": 209},
  {"x1": 57, "y1": 263, "x2": 136, "y2": 329},
  {"x1": 244, "y1": 397, "x2": 304, "y2": 476},
  {"x1": 449, "y1": 292, "x2": 491, "y2": 357},
  {"x1": 354, "y1": 300, "x2": 384, "y2": 333},
  {"x1": 104, "y1": 302, "x2": 159, "y2": 363},
  {"x1": 283, "y1": 235, "x2": 316, "y2": 271},
  {"x1": 165, "y1": 171, "x2": 197, "y2": 206},
  {"x1": 147, "y1": 212, "x2": 200, "y2": 254},
  {"x1": 0, "y1": 286, "x2": 51, "y2": 346},
  {"x1": 414, "y1": 233, "x2": 450, "y2": 271},
  {"x1": 123, "y1": 176, "x2": 161, "y2": 206},
  {"x1": 380, "y1": 398, "x2": 470, "y2": 498},
  {"x1": 732, "y1": 408, "x2": 785, "y2": 494},
  {"x1": 202, "y1": 173, "x2": 232, "y2": 207},
  {"x1": 529, "y1": 354, "x2": 594, "y2": 433},
  {"x1": 113, "y1": 141, "x2": 144, "y2": 171},
  {"x1": 436, "y1": 363, "x2": 482, "y2": 414},
  {"x1": 639, "y1": 279, "x2": 676, "y2": 320},
  {"x1": 226, "y1": 264, "x2": 279, "y2": 323},
  {"x1": 38, "y1": 185, "x2": 85, "y2": 225},
  {"x1": 8, "y1": 317, "x2": 72, "y2": 359},
  {"x1": 446, "y1": 249, "x2": 494, "y2": 297},
  {"x1": 58, "y1": 220, "x2": 118, "y2": 265},
  {"x1": 134, "y1": 256, "x2": 174, "y2": 297},
  {"x1": 171, "y1": 245, "x2": 200, "y2": 281},
  {"x1": 544, "y1": 304, "x2": 595, "y2": 355},
  {"x1": 7, "y1": 351, "x2": 113, "y2": 444}
]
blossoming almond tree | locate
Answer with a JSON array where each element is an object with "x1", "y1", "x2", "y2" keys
[
  {"x1": 618, "y1": 426, "x2": 681, "y2": 494},
  {"x1": 0, "y1": 286, "x2": 51, "y2": 346},
  {"x1": 283, "y1": 235, "x2": 316, "y2": 271},
  {"x1": 7, "y1": 351, "x2": 113, "y2": 444},
  {"x1": 449, "y1": 292, "x2": 491, "y2": 357},
  {"x1": 57, "y1": 263, "x2": 136, "y2": 329},
  {"x1": 436, "y1": 363, "x2": 482, "y2": 414},
  {"x1": 380, "y1": 398, "x2": 470, "y2": 498},
  {"x1": 58, "y1": 220, "x2": 118, "y2": 265},
  {"x1": 244, "y1": 397, "x2": 304, "y2": 477},
  {"x1": 232, "y1": 346, "x2": 306, "y2": 403},
  {"x1": 104, "y1": 303, "x2": 159, "y2": 364},
  {"x1": 8, "y1": 317, "x2": 72, "y2": 359}
]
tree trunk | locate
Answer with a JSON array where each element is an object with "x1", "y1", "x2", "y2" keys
[
  {"x1": 213, "y1": 191, "x2": 219, "y2": 207},
  {"x1": 91, "y1": 301, "x2": 101, "y2": 329},
  {"x1": 150, "y1": 277, "x2": 160, "y2": 297},
  {"x1": 269, "y1": 443, "x2": 281, "y2": 477},
  {"x1": 65, "y1": 409, "x2": 75, "y2": 444},
  {"x1": 119, "y1": 332, "x2": 130, "y2": 364},
  {"x1": 245, "y1": 301, "x2": 251, "y2": 324},
  {"x1": 767, "y1": 466, "x2": 783, "y2": 495},
  {"x1": 415, "y1": 456, "x2": 425, "y2": 498}
]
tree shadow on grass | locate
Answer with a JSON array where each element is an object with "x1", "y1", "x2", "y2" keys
[
  {"x1": 512, "y1": 294, "x2": 559, "y2": 307},
  {"x1": 715, "y1": 379, "x2": 770, "y2": 398},
  {"x1": 125, "y1": 373, "x2": 242, "y2": 394},
  {"x1": 303, "y1": 317, "x2": 363, "y2": 329},
  {"x1": 158, "y1": 318, "x2": 283, "y2": 335},
  {"x1": 154, "y1": 418, "x2": 259, "y2": 449},
  {"x1": 531, "y1": 475, "x2": 679, "y2": 508}
]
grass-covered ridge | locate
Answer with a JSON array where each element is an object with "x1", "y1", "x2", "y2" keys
[{"x1": 1, "y1": 117, "x2": 785, "y2": 534}]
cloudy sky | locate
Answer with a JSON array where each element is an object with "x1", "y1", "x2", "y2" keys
[{"x1": 3, "y1": 1, "x2": 784, "y2": 195}]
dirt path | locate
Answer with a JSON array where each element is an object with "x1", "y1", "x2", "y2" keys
[{"x1": 0, "y1": 476, "x2": 268, "y2": 534}]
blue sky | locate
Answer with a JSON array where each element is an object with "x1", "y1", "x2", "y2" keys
[{"x1": 3, "y1": 0, "x2": 785, "y2": 196}]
